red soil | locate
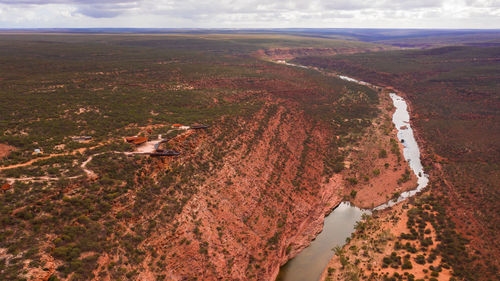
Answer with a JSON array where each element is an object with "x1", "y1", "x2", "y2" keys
[{"x1": 0, "y1": 143, "x2": 14, "y2": 159}]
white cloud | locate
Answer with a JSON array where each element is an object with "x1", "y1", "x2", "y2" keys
[{"x1": 0, "y1": 0, "x2": 498, "y2": 28}]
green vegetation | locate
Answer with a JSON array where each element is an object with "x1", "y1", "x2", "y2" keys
[
  {"x1": 382, "y1": 252, "x2": 402, "y2": 269},
  {"x1": 0, "y1": 35, "x2": 266, "y2": 167},
  {"x1": 294, "y1": 45, "x2": 499, "y2": 280},
  {"x1": 397, "y1": 169, "x2": 411, "y2": 184},
  {"x1": 0, "y1": 33, "x2": 384, "y2": 280},
  {"x1": 350, "y1": 190, "x2": 358, "y2": 199}
]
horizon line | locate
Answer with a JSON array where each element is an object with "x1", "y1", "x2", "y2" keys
[{"x1": 0, "y1": 27, "x2": 500, "y2": 31}]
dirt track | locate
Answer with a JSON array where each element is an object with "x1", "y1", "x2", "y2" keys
[
  {"x1": 0, "y1": 153, "x2": 67, "y2": 171},
  {"x1": 0, "y1": 132, "x2": 181, "y2": 182}
]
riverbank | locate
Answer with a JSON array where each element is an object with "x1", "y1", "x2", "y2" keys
[
  {"x1": 345, "y1": 89, "x2": 418, "y2": 209},
  {"x1": 273, "y1": 58, "x2": 429, "y2": 281},
  {"x1": 280, "y1": 44, "x2": 500, "y2": 281},
  {"x1": 274, "y1": 59, "x2": 419, "y2": 210},
  {"x1": 276, "y1": 90, "x2": 422, "y2": 281},
  {"x1": 317, "y1": 92, "x2": 433, "y2": 280},
  {"x1": 319, "y1": 198, "x2": 453, "y2": 281},
  {"x1": 276, "y1": 202, "x2": 367, "y2": 281}
]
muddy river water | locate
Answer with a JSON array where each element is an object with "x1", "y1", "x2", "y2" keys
[{"x1": 275, "y1": 67, "x2": 429, "y2": 281}]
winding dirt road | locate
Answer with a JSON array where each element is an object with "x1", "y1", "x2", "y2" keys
[{"x1": 1, "y1": 133, "x2": 178, "y2": 183}]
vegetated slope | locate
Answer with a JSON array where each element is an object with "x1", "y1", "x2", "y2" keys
[
  {"x1": 294, "y1": 46, "x2": 500, "y2": 280},
  {"x1": 256, "y1": 46, "x2": 388, "y2": 61},
  {"x1": 0, "y1": 35, "x2": 384, "y2": 280},
  {"x1": 342, "y1": 89, "x2": 418, "y2": 209},
  {"x1": 321, "y1": 194, "x2": 458, "y2": 281}
]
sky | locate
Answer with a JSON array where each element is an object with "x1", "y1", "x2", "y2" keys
[{"x1": 0, "y1": 0, "x2": 498, "y2": 29}]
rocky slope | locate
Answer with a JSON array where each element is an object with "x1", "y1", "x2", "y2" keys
[
  {"x1": 100, "y1": 98, "x2": 346, "y2": 280},
  {"x1": 116, "y1": 92, "x2": 414, "y2": 280},
  {"x1": 257, "y1": 47, "x2": 387, "y2": 61}
]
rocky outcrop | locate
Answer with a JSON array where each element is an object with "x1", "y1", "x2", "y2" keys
[
  {"x1": 131, "y1": 100, "x2": 346, "y2": 280},
  {"x1": 257, "y1": 47, "x2": 386, "y2": 60}
]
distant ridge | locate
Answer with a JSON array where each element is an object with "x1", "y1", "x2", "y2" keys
[{"x1": 1, "y1": 28, "x2": 499, "y2": 47}]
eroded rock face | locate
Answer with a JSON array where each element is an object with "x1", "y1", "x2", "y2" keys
[
  {"x1": 139, "y1": 95, "x2": 411, "y2": 280},
  {"x1": 258, "y1": 47, "x2": 386, "y2": 60},
  {"x1": 85, "y1": 73, "x2": 399, "y2": 281},
  {"x1": 130, "y1": 101, "x2": 346, "y2": 280}
]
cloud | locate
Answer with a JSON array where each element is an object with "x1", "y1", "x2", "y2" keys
[
  {"x1": 75, "y1": 2, "x2": 139, "y2": 18},
  {"x1": 466, "y1": 0, "x2": 500, "y2": 8},
  {"x1": 0, "y1": 0, "x2": 137, "y2": 4},
  {"x1": 0, "y1": 0, "x2": 140, "y2": 18},
  {"x1": 76, "y1": 6, "x2": 122, "y2": 18},
  {"x1": 0, "y1": 0, "x2": 498, "y2": 27}
]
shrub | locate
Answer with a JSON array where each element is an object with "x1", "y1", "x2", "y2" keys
[
  {"x1": 415, "y1": 255, "x2": 426, "y2": 265},
  {"x1": 339, "y1": 254, "x2": 348, "y2": 268},
  {"x1": 350, "y1": 190, "x2": 357, "y2": 198},
  {"x1": 347, "y1": 178, "x2": 358, "y2": 185},
  {"x1": 379, "y1": 149, "x2": 388, "y2": 158},
  {"x1": 402, "y1": 260, "x2": 413, "y2": 270}
]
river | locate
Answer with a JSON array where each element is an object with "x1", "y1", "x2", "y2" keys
[{"x1": 275, "y1": 63, "x2": 429, "y2": 281}]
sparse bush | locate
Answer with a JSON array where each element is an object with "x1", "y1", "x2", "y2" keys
[
  {"x1": 350, "y1": 190, "x2": 357, "y2": 198},
  {"x1": 379, "y1": 149, "x2": 388, "y2": 158}
]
